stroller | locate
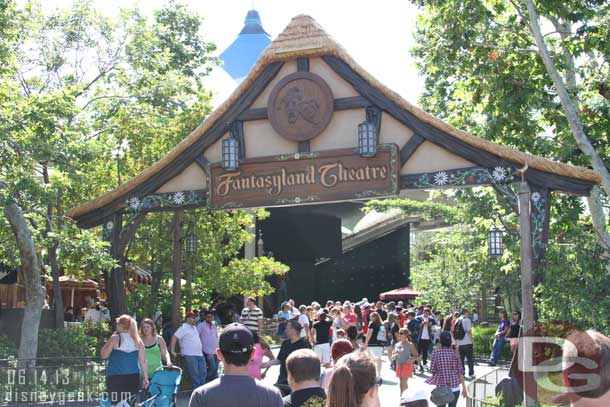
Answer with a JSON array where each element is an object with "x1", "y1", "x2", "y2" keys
[{"x1": 101, "y1": 366, "x2": 182, "y2": 407}]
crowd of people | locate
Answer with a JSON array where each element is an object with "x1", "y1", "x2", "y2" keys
[{"x1": 99, "y1": 296, "x2": 610, "y2": 407}]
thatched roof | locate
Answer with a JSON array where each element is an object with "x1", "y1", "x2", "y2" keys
[{"x1": 67, "y1": 14, "x2": 601, "y2": 222}]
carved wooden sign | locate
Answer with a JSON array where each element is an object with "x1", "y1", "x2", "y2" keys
[
  {"x1": 267, "y1": 72, "x2": 334, "y2": 142},
  {"x1": 209, "y1": 144, "x2": 400, "y2": 210}
]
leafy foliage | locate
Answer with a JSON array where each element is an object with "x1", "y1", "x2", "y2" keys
[
  {"x1": 37, "y1": 327, "x2": 96, "y2": 358},
  {"x1": 365, "y1": 198, "x2": 459, "y2": 222},
  {"x1": 472, "y1": 326, "x2": 512, "y2": 361},
  {"x1": 0, "y1": 334, "x2": 17, "y2": 359},
  {"x1": 406, "y1": 0, "x2": 610, "y2": 335},
  {"x1": 0, "y1": 0, "x2": 290, "y2": 339}
]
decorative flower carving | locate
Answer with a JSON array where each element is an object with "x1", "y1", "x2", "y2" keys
[
  {"x1": 434, "y1": 171, "x2": 449, "y2": 186},
  {"x1": 492, "y1": 167, "x2": 507, "y2": 182},
  {"x1": 173, "y1": 192, "x2": 185, "y2": 205},
  {"x1": 531, "y1": 192, "x2": 541, "y2": 203},
  {"x1": 127, "y1": 197, "x2": 141, "y2": 210}
]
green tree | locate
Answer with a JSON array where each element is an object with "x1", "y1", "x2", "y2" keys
[{"x1": 403, "y1": 0, "x2": 610, "y2": 332}]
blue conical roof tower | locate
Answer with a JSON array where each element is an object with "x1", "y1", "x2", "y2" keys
[{"x1": 220, "y1": 10, "x2": 271, "y2": 83}]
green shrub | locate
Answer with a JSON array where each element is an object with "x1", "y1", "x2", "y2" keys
[
  {"x1": 472, "y1": 326, "x2": 512, "y2": 361},
  {"x1": 78, "y1": 321, "x2": 112, "y2": 354},
  {"x1": 37, "y1": 327, "x2": 96, "y2": 359},
  {"x1": 0, "y1": 335, "x2": 17, "y2": 358}
]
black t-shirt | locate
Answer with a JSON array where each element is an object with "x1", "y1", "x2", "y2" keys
[
  {"x1": 390, "y1": 322, "x2": 400, "y2": 341},
  {"x1": 312, "y1": 320, "x2": 332, "y2": 345},
  {"x1": 282, "y1": 387, "x2": 326, "y2": 407},
  {"x1": 376, "y1": 309, "x2": 388, "y2": 321},
  {"x1": 276, "y1": 338, "x2": 311, "y2": 384},
  {"x1": 508, "y1": 321, "x2": 521, "y2": 338},
  {"x1": 367, "y1": 322, "x2": 384, "y2": 346}
]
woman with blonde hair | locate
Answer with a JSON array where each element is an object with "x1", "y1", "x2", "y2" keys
[
  {"x1": 326, "y1": 351, "x2": 381, "y2": 407},
  {"x1": 140, "y1": 318, "x2": 171, "y2": 380},
  {"x1": 101, "y1": 315, "x2": 148, "y2": 404}
]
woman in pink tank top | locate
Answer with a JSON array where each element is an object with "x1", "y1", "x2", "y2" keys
[{"x1": 248, "y1": 332, "x2": 274, "y2": 379}]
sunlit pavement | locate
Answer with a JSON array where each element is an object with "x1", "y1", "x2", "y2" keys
[{"x1": 175, "y1": 349, "x2": 498, "y2": 407}]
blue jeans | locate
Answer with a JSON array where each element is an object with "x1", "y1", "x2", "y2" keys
[
  {"x1": 204, "y1": 353, "x2": 218, "y2": 382},
  {"x1": 490, "y1": 336, "x2": 506, "y2": 364},
  {"x1": 183, "y1": 355, "x2": 206, "y2": 389}
]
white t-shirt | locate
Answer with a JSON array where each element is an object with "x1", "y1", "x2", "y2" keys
[
  {"x1": 117, "y1": 332, "x2": 138, "y2": 352},
  {"x1": 298, "y1": 313, "x2": 309, "y2": 338},
  {"x1": 84, "y1": 308, "x2": 102, "y2": 322},
  {"x1": 420, "y1": 318, "x2": 430, "y2": 340},
  {"x1": 455, "y1": 316, "x2": 473, "y2": 346},
  {"x1": 174, "y1": 323, "x2": 203, "y2": 356}
]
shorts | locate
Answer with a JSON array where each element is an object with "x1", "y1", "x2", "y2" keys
[
  {"x1": 368, "y1": 345, "x2": 384, "y2": 360},
  {"x1": 314, "y1": 343, "x2": 331, "y2": 364},
  {"x1": 396, "y1": 362, "x2": 413, "y2": 378}
]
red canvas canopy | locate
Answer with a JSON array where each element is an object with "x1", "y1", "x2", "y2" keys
[{"x1": 379, "y1": 287, "x2": 421, "y2": 301}]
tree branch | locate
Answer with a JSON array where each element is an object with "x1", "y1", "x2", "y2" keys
[
  {"x1": 520, "y1": 0, "x2": 610, "y2": 191},
  {"x1": 473, "y1": 41, "x2": 538, "y2": 54},
  {"x1": 587, "y1": 187, "x2": 610, "y2": 252}
]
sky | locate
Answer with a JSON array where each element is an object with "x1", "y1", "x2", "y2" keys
[{"x1": 41, "y1": 0, "x2": 425, "y2": 107}]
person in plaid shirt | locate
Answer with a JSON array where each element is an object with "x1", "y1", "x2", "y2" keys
[{"x1": 426, "y1": 332, "x2": 467, "y2": 407}]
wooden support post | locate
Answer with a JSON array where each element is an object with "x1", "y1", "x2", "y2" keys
[
  {"x1": 171, "y1": 209, "x2": 184, "y2": 332},
  {"x1": 519, "y1": 180, "x2": 537, "y2": 407}
]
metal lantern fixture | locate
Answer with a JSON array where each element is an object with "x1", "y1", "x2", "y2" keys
[
  {"x1": 358, "y1": 119, "x2": 377, "y2": 157},
  {"x1": 185, "y1": 223, "x2": 197, "y2": 254},
  {"x1": 222, "y1": 136, "x2": 239, "y2": 170},
  {"x1": 488, "y1": 225, "x2": 503, "y2": 257}
]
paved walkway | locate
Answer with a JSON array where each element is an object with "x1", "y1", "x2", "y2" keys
[{"x1": 175, "y1": 349, "x2": 498, "y2": 406}]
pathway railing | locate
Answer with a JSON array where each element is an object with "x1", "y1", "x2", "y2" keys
[
  {"x1": 0, "y1": 356, "x2": 106, "y2": 405},
  {"x1": 466, "y1": 366, "x2": 510, "y2": 407}
]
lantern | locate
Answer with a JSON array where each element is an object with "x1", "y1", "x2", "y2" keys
[
  {"x1": 222, "y1": 136, "x2": 239, "y2": 170},
  {"x1": 185, "y1": 223, "x2": 197, "y2": 254},
  {"x1": 358, "y1": 120, "x2": 377, "y2": 157},
  {"x1": 488, "y1": 225, "x2": 503, "y2": 257}
]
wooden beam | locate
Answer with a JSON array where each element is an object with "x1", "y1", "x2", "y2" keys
[
  {"x1": 400, "y1": 134, "x2": 425, "y2": 166},
  {"x1": 400, "y1": 166, "x2": 516, "y2": 189},
  {"x1": 238, "y1": 107, "x2": 267, "y2": 121},
  {"x1": 297, "y1": 57, "x2": 309, "y2": 72},
  {"x1": 231, "y1": 121, "x2": 246, "y2": 159},
  {"x1": 236, "y1": 96, "x2": 370, "y2": 122},
  {"x1": 194, "y1": 154, "x2": 210, "y2": 174},
  {"x1": 75, "y1": 62, "x2": 285, "y2": 228},
  {"x1": 321, "y1": 55, "x2": 594, "y2": 196},
  {"x1": 366, "y1": 106, "x2": 382, "y2": 145}
]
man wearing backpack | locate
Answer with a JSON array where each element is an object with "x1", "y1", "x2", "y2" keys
[{"x1": 453, "y1": 308, "x2": 475, "y2": 379}]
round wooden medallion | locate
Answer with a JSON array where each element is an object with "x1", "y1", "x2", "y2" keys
[{"x1": 267, "y1": 72, "x2": 334, "y2": 142}]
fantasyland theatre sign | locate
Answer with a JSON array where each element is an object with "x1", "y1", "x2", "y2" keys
[{"x1": 209, "y1": 144, "x2": 400, "y2": 209}]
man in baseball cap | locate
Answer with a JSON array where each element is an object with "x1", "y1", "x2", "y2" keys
[{"x1": 189, "y1": 323, "x2": 282, "y2": 407}]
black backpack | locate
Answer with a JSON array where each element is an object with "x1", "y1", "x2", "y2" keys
[{"x1": 453, "y1": 318, "x2": 466, "y2": 340}]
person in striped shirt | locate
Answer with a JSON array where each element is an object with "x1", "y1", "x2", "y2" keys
[{"x1": 241, "y1": 297, "x2": 263, "y2": 333}]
